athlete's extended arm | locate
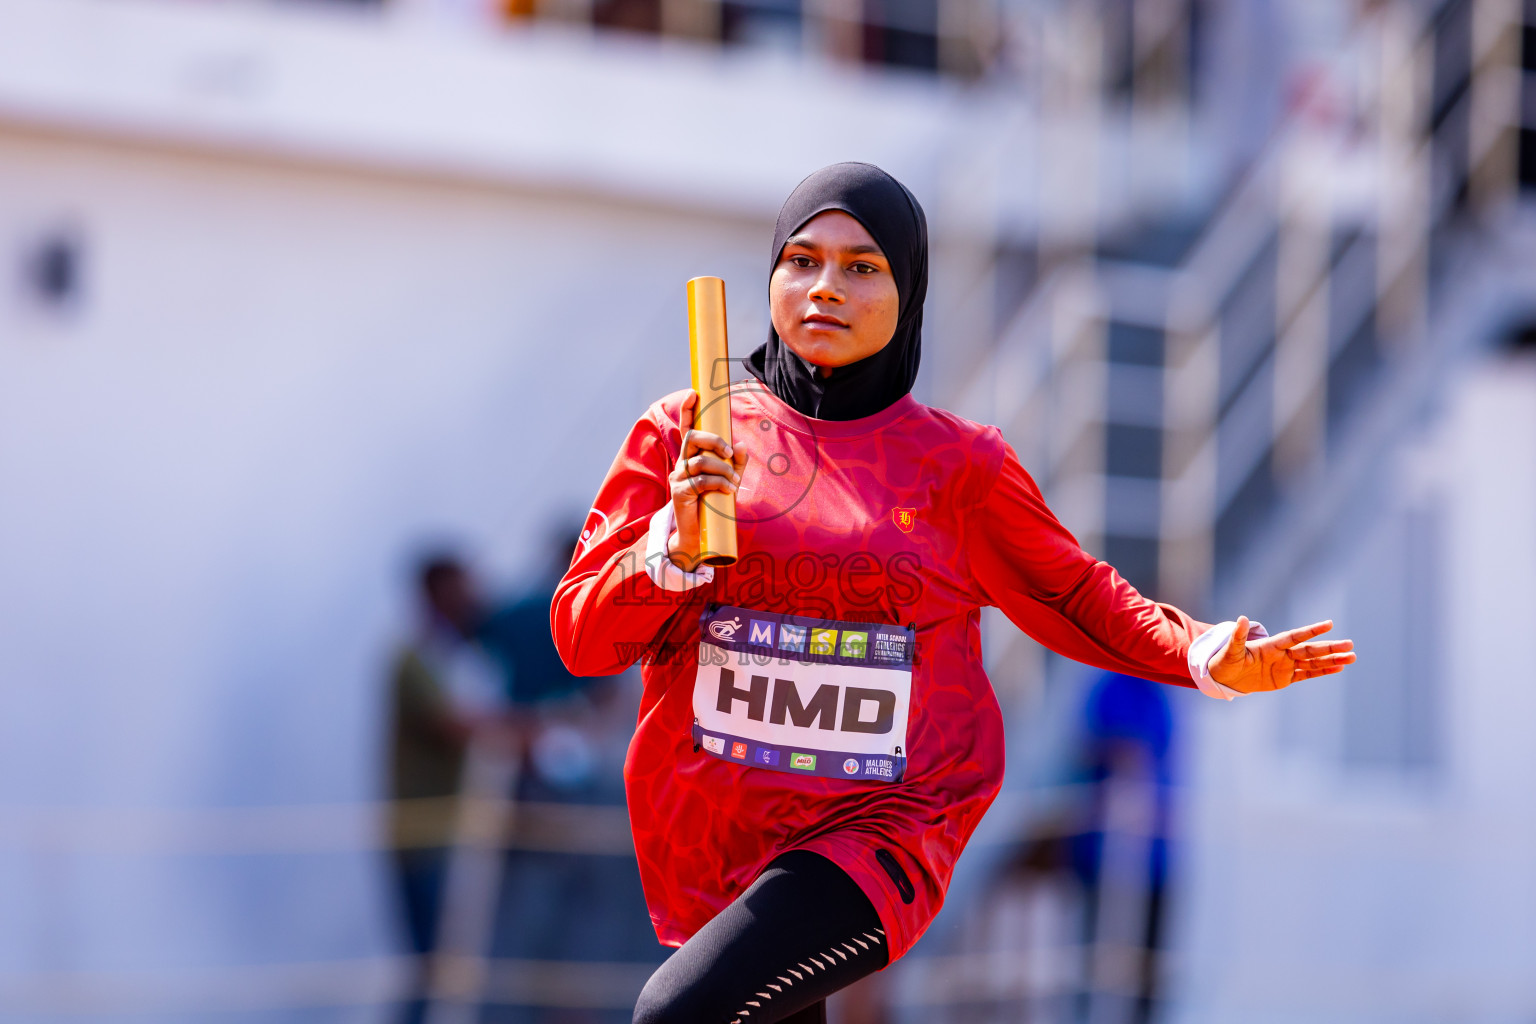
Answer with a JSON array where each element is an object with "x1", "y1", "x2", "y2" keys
[
  {"x1": 966, "y1": 445, "x2": 1204, "y2": 687},
  {"x1": 968, "y1": 443, "x2": 1353, "y2": 693}
]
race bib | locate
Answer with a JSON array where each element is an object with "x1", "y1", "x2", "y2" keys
[{"x1": 691, "y1": 604, "x2": 914, "y2": 783}]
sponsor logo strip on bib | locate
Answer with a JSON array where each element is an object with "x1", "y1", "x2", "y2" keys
[{"x1": 691, "y1": 604, "x2": 913, "y2": 783}]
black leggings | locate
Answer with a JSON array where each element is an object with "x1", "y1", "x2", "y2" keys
[{"x1": 633, "y1": 850, "x2": 889, "y2": 1024}]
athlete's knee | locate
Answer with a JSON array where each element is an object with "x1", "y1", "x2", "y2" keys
[
  {"x1": 632, "y1": 986, "x2": 693, "y2": 1024},
  {"x1": 633, "y1": 971, "x2": 714, "y2": 1024}
]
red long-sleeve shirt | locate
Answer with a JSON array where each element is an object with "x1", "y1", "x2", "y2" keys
[{"x1": 552, "y1": 382, "x2": 1205, "y2": 961}]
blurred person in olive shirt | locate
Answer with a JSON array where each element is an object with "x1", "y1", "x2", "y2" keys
[{"x1": 387, "y1": 554, "x2": 507, "y2": 1024}]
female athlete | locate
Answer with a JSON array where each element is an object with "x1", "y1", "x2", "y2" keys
[{"x1": 552, "y1": 162, "x2": 1354, "y2": 1024}]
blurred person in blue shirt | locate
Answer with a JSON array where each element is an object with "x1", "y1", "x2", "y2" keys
[
  {"x1": 1070, "y1": 671, "x2": 1176, "y2": 1024},
  {"x1": 1002, "y1": 670, "x2": 1178, "y2": 1023}
]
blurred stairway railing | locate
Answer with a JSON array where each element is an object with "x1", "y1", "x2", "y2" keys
[
  {"x1": 954, "y1": 0, "x2": 1522, "y2": 623},
  {"x1": 926, "y1": 3, "x2": 1528, "y2": 1014},
  {"x1": 0, "y1": 785, "x2": 1110, "y2": 1016}
]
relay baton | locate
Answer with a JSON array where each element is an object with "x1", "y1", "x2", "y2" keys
[{"x1": 686, "y1": 275, "x2": 738, "y2": 567}]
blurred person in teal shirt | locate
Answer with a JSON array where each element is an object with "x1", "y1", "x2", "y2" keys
[{"x1": 478, "y1": 525, "x2": 622, "y2": 794}]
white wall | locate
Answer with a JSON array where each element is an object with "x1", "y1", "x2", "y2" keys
[
  {"x1": 0, "y1": 122, "x2": 775, "y2": 999},
  {"x1": 1173, "y1": 354, "x2": 1536, "y2": 1024}
]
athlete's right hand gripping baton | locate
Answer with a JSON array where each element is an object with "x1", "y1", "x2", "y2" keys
[{"x1": 687, "y1": 276, "x2": 738, "y2": 567}]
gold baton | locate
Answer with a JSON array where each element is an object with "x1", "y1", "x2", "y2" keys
[{"x1": 686, "y1": 276, "x2": 738, "y2": 566}]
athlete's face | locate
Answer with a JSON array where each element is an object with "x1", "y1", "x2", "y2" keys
[{"x1": 769, "y1": 211, "x2": 899, "y2": 377}]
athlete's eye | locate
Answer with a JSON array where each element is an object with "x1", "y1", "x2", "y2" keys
[
  {"x1": 789, "y1": 255, "x2": 816, "y2": 268},
  {"x1": 850, "y1": 261, "x2": 879, "y2": 274}
]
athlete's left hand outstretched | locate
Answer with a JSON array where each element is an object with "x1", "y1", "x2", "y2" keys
[{"x1": 1208, "y1": 616, "x2": 1355, "y2": 693}]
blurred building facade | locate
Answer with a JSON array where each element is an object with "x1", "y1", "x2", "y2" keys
[{"x1": 2, "y1": 0, "x2": 1535, "y2": 1020}]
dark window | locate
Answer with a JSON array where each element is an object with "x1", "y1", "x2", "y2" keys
[{"x1": 1106, "y1": 424, "x2": 1163, "y2": 479}]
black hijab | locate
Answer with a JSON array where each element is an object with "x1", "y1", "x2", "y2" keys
[{"x1": 743, "y1": 162, "x2": 928, "y2": 421}]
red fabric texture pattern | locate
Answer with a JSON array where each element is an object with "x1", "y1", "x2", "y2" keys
[{"x1": 552, "y1": 382, "x2": 1204, "y2": 962}]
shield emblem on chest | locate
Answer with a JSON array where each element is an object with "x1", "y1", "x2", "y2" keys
[{"x1": 892, "y1": 507, "x2": 917, "y2": 533}]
